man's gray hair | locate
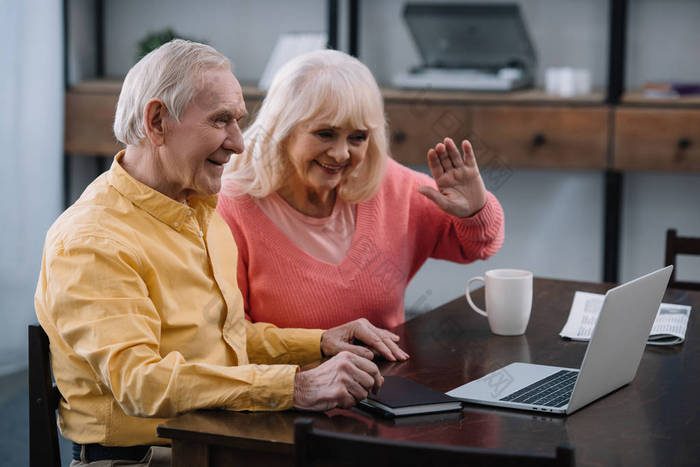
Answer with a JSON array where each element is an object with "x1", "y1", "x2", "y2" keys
[{"x1": 113, "y1": 39, "x2": 231, "y2": 145}]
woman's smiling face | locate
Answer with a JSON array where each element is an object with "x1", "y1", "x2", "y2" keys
[{"x1": 283, "y1": 118, "x2": 370, "y2": 205}]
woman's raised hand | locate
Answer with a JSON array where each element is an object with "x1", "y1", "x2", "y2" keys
[{"x1": 418, "y1": 138, "x2": 487, "y2": 218}]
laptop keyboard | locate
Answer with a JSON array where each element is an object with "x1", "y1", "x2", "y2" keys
[{"x1": 500, "y1": 370, "x2": 578, "y2": 407}]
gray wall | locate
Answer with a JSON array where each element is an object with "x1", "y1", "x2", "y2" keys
[
  {"x1": 626, "y1": 0, "x2": 700, "y2": 90},
  {"x1": 1, "y1": 0, "x2": 63, "y2": 374},
  {"x1": 68, "y1": 0, "x2": 98, "y2": 84},
  {"x1": 64, "y1": 0, "x2": 700, "y2": 318},
  {"x1": 103, "y1": 0, "x2": 327, "y2": 84},
  {"x1": 92, "y1": 0, "x2": 700, "y2": 89}
]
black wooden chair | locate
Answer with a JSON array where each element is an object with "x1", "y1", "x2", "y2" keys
[
  {"x1": 28, "y1": 324, "x2": 62, "y2": 467},
  {"x1": 294, "y1": 418, "x2": 574, "y2": 467},
  {"x1": 665, "y1": 229, "x2": 700, "y2": 291}
]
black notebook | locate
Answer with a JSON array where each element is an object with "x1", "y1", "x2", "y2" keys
[{"x1": 359, "y1": 376, "x2": 462, "y2": 417}]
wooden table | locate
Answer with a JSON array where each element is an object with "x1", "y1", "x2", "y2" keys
[{"x1": 158, "y1": 278, "x2": 700, "y2": 466}]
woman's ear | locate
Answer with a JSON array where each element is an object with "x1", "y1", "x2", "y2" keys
[{"x1": 143, "y1": 98, "x2": 168, "y2": 146}]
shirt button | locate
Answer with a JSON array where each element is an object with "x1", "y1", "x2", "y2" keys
[
  {"x1": 199, "y1": 231, "x2": 204, "y2": 237},
  {"x1": 187, "y1": 209, "x2": 193, "y2": 216},
  {"x1": 173, "y1": 221, "x2": 180, "y2": 228},
  {"x1": 268, "y1": 401, "x2": 277, "y2": 408}
]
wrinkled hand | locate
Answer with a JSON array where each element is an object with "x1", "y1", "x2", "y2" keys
[
  {"x1": 418, "y1": 138, "x2": 487, "y2": 218},
  {"x1": 321, "y1": 318, "x2": 409, "y2": 362},
  {"x1": 293, "y1": 351, "x2": 383, "y2": 410}
]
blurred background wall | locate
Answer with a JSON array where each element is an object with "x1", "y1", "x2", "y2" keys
[{"x1": 0, "y1": 0, "x2": 63, "y2": 375}]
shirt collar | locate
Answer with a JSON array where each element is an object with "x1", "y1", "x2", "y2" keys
[{"x1": 106, "y1": 151, "x2": 219, "y2": 231}]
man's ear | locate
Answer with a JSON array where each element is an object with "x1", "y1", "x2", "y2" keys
[{"x1": 143, "y1": 98, "x2": 169, "y2": 146}]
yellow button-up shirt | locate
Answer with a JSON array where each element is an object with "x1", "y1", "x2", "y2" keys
[{"x1": 34, "y1": 152, "x2": 323, "y2": 446}]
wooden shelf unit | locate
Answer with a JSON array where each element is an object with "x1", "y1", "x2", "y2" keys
[
  {"x1": 64, "y1": 80, "x2": 122, "y2": 156},
  {"x1": 66, "y1": 81, "x2": 700, "y2": 174},
  {"x1": 622, "y1": 91, "x2": 700, "y2": 107}
]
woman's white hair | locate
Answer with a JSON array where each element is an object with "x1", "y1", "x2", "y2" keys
[
  {"x1": 114, "y1": 39, "x2": 231, "y2": 145},
  {"x1": 222, "y1": 49, "x2": 387, "y2": 204}
]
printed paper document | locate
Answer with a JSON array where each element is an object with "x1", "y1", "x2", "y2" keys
[{"x1": 560, "y1": 291, "x2": 691, "y2": 346}]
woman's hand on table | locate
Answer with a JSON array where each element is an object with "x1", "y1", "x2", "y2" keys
[
  {"x1": 418, "y1": 137, "x2": 488, "y2": 218},
  {"x1": 320, "y1": 318, "x2": 409, "y2": 362}
]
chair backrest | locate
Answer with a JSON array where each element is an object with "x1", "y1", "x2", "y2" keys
[
  {"x1": 294, "y1": 418, "x2": 574, "y2": 467},
  {"x1": 665, "y1": 229, "x2": 700, "y2": 291},
  {"x1": 28, "y1": 324, "x2": 62, "y2": 467}
]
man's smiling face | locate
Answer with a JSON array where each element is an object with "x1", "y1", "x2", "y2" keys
[{"x1": 159, "y1": 67, "x2": 246, "y2": 200}]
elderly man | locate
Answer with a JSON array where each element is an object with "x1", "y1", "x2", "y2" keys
[{"x1": 35, "y1": 40, "x2": 407, "y2": 466}]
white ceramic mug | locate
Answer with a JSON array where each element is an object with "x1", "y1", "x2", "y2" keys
[{"x1": 465, "y1": 269, "x2": 533, "y2": 335}]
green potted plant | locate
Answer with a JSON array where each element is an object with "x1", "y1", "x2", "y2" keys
[{"x1": 136, "y1": 28, "x2": 205, "y2": 61}]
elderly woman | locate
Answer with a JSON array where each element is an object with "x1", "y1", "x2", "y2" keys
[{"x1": 217, "y1": 49, "x2": 504, "y2": 331}]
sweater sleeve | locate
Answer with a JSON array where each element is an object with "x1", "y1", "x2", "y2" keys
[
  {"x1": 404, "y1": 163, "x2": 505, "y2": 265},
  {"x1": 217, "y1": 195, "x2": 253, "y2": 320}
]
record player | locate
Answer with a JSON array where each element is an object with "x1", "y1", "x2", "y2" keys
[{"x1": 392, "y1": 4, "x2": 537, "y2": 92}]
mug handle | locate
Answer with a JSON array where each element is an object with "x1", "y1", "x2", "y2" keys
[{"x1": 465, "y1": 276, "x2": 487, "y2": 317}]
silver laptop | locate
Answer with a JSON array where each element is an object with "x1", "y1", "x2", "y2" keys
[{"x1": 447, "y1": 266, "x2": 673, "y2": 415}]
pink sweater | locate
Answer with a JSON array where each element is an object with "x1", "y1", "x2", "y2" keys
[{"x1": 216, "y1": 159, "x2": 505, "y2": 330}]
